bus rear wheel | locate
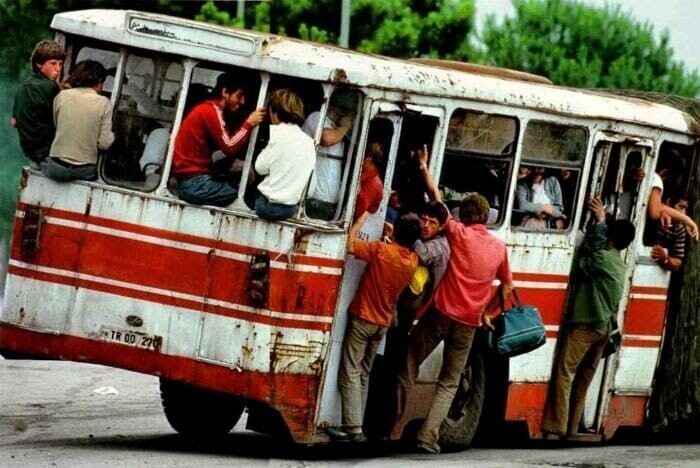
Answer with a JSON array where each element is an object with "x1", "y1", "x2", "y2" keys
[
  {"x1": 160, "y1": 378, "x2": 245, "y2": 439},
  {"x1": 439, "y1": 349, "x2": 486, "y2": 452}
]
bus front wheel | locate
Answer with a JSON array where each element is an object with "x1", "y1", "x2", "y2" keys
[
  {"x1": 439, "y1": 349, "x2": 486, "y2": 452},
  {"x1": 160, "y1": 378, "x2": 245, "y2": 439}
]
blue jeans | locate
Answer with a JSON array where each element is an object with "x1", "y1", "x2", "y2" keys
[
  {"x1": 255, "y1": 193, "x2": 298, "y2": 221},
  {"x1": 178, "y1": 175, "x2": 237, "y2": 207},
  {"x1": 41, "y1": 157, "x2": 97, "y2": 182}
]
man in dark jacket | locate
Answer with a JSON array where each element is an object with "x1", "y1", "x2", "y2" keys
[{"x1": 12, "y1": 40, "x2": 66, "y2": 164}]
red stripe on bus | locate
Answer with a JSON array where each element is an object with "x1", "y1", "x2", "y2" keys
[
  {"x1": 504, "y1": 382, "x2": 548, "y2": 438},
  {"x1": 512, "y1": 272, "x2": 569, "y2": 282},
  {"x1": 623, "y1": 299, "x2": 666, "y2": 336},
  {"x1": 602, "y1": 394, "x2": 646, "y2": 437},
  {"x1": 17, "y1": 203, "x2": 345, "y2": 269},
  {"x1": 0, "y1": 324, "x2": 319, "y2": 442},
  {"x1": 11, "y1": 223, "x2": 341, "y2": 318},
  {"x1": 8, "y1": 265, "x2": 333, "y2": 332},
  {"x1": 621, "y1": 338, "x2": 661, "y2": 348},
  {"x1": 629, "y1": 286, "x2": 667, "y2": 296}
]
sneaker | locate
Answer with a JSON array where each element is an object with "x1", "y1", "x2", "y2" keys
[
  {"x1": 326, "y1": 427, "x2": 366, "y2": 442},
  {"x1": 415, "y1": 439, "x2": 441, "y2": 454}
]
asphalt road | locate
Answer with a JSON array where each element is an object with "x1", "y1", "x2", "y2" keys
[{"x1": 1, "y1": 359, "x2": 698, "y2": 467}]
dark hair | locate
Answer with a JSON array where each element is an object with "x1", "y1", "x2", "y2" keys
[
  {"x1": 419, "y1": 201, "x2": 448, "y2": 225},
  {"x1": 393, "y1": 213, "x2": 422, "y2": 248},
  {"x1": 459, "y1": 193, "x2": 490, "y2": 225},
  {"x1": 267, "y1": 88, "x2": 305, "y2": 126},
  {"x1": 67, "y1": 60, "x2": 107, "y2": 88},
  {"x1": 30, "y1": 40, "x2": 65, "y2": 70},
  {"x1": 212, "y1": 72, "x2": 248, "y2": 99},
  {"x1": 663, "y1": 189, "x2": 689, "y2": 207},
  {"x1": 608, "y1": 219, "x2": 636, "y2": 250},
  {"x1": 657, "y1": 149, "x2": 686, "y2": 179}
]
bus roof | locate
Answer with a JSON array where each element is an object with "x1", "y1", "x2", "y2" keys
[{"x1": 52, "y1": 9, "x2": 699, "y2": 136}]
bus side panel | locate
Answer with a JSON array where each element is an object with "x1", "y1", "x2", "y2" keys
[{"x1": 0, "y1": 172, "x2": 345, "y2": 443}]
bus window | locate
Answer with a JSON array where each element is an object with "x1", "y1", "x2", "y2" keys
[
  {"x1": 304, "y1": 88, "x2": 363, "y2": 222},
  {"x1": 103, "y1": 53, "x2": 183, "y2": 192},
  {"x1": 642, "y1": 141, "x2": 694, "y2": 246},
  {"x1": 512, "y1": 121, "x2": 587, "y2": 230},
  {"x1": 72, "y1": 45, "x2": 119, "y2": 98},
  {"x1": 441, "y1": 109, "x2": 518, "y2": 224}
]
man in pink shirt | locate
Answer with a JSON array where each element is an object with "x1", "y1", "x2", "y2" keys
[{"x1": 396, "y1": 193, "x2": 513, "y2": 454}]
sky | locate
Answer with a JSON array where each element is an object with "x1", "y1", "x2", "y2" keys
[{"x1": 474, "y1": 0, "x2": 700, "y2": 74}]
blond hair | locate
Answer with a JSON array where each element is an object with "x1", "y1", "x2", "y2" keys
[{"x1": 267, "y1": 89, "x2": 305, "y2": 125}]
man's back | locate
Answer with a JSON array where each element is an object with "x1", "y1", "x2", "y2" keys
[
  {"x1": 434, "y1": 218, "x2": 510, "y2": 326},
  {"x1": 13, "y1": 71, "x2": 59, "y2": 162}
]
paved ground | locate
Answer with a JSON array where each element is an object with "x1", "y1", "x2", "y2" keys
[{"x1": 1, "y1": 359, "x2": 699, "y2": 467}]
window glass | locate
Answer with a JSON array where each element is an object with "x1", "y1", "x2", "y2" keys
[
  {"x1": 73, "y1": 45, "x2": 119, "y2": 98},
  {"x1": 303, "y1": 87, "x2": 363, "y2": 222},
  {"x1": 512, "y1": 121, "x2": 587, "y2": 230},
  {"x1": 103, "y1": 53, "x2": 183, "y2": 191},
  {"x1": 441, "y1": 109, "x2": 518, "y2": 224}
]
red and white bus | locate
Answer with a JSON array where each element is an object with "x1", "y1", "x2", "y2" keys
[{"x1": 2, "y1": 9, "x2": 697, "y2": 450}]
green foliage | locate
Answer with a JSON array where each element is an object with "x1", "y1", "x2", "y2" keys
[
  {"x1": 479, "y1": 0, "x2": 700, "y2": 96},
  {"x1": 195, "y1": 1, "x2": 243, "y2": 28}
]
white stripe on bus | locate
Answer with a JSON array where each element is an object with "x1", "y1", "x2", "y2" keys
[{"x1": 8, "y1": 259, "x2": 334, "y2": 324}]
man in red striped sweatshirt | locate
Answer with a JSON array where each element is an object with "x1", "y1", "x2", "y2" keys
[{"x1": 171, "y1": 72, "x2": 265, "y2": 207}]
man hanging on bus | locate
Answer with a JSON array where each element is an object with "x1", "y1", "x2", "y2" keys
[
  {"x1": 327, "y1": 211, "x2": 421, "y2": 442},
  {"x1": 11, "y1": 40, "x2": 66, "y2": 165},
  {"x1": 170, "y1": 72, "x2": 265, "y2": 207},
  {"x1": 542, "y1": 197, "x2": 635, "y2": 439},
  {"x1": 650, "y1": 190, "x2": 689, "y2": 272}
]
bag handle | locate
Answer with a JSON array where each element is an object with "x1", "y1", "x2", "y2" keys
[{"x1": 499, "y1": 286, "x2": 522, "y2": 313}]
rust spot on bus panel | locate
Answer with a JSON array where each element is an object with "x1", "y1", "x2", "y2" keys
[
  {"x1": 295, "y1": 285, "x2": 306, "y2": 310},
  {"x1": 331, "y1": 68, "x2": 347, "y2": 84}
]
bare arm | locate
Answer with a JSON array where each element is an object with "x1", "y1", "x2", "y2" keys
[
  {"x1": 417, "y1": 144, "x2": 441, "y2": 202},
  {"x1": 482, "y1": 280, "x2": 514, "y2": 330},
  {"x1": 320, "y1": 114, "x2": 353, "y2": 147},
  {"x1": 348, "y1": 211, "x2": 369, "y2": 254}
]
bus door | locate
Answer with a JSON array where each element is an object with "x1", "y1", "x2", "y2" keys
[
  {"x1": 575, "y1": 132, "x2": 653, "y2": 437},
  {"x1": 316, "y1": 101, "x2": 445, "y2": 428}
]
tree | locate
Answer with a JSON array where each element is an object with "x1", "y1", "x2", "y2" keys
[
  {"x1": 196, "y1": 0, "x2": 477, "y2": 60},
  {"x1": 479, "y1": 0, "x2": 700, "y2": 97}
]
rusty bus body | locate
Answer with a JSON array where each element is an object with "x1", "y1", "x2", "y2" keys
[{"x1": 1, "y1": 9, "x2": 698, "y2": 448}]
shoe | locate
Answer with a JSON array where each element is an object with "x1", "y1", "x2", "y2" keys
[
  {"x1": 326, "y1": 427, "x2": 366, "y2": 442},
  {"x1": 415, "y1": 439, "x2": 441, "y2": 454},
  {"x1": 543, "y1": 431, "x2": 564, "y2": 441}
]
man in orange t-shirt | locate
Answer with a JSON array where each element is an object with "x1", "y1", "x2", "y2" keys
[{"x1": 326, "y1": 211, "x2": 421, "y2": 442}]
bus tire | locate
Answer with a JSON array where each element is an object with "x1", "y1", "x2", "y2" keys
[
  {"x1": 438, "y1": 349, "x2": 486, "y2": 452},
  {"x1": 159, "y1": 378, "x2": 244, "y2": 439}
]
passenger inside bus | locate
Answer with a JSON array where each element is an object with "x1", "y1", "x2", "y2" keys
[
  {"x1": 303, "y1": 90, "x2": 357, "y2": 220},
  {"x1": 514, "y1": 165, "x2": 566, "y2": 229},
  {"x1": 170, "y1": 72, "x2": 265, "y2": 207},
  {"x1": 42, "y1": 60, "x2": 114, "y2": 182},
  {"x1": 649, "y1": 190, "x2": 689, "y2": 272},
  {"x1": 253, "y1": 89, "x2": 316, "y2": 221},
  {"x1": 646, "y1": 148, "x2": 698, "y2": 240}
]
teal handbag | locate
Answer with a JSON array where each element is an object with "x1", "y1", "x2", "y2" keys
[{"x1": 488, "y1": 288, "x2": 546, "y2": 358}]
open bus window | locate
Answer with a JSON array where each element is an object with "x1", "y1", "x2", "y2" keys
[
  {"x1": 102, "y1": 53, "x2": 183, "y2": 192},
  {"x1": 512, "y1": 121, "x2": 587, "y2": 231},
  {"x1": 243, "y1": 74, "x2": 323, "y2": 212},
  {"x1": 441, "y1": 108, "x2": 517, "y2": 225},
  {"x1": 303, "y1": 88, "x2": 363, "y2": 222},
  {"x1": 391, "y1": 113, "x2": 439, "y2": 217},
  {"x1": 72, "y1": 45, "x2": 119, "y2": 98},
  {"x1": 642, "y1": 141, "x2": 694, "y2": 246}
]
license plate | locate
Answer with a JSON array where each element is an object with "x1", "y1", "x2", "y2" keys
[{"x1": 99, "y1": 326, "x2": 163, "y2": 352}]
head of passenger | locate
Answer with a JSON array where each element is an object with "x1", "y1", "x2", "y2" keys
[
  {"x1": 418, "y1": 201, "x2": 448, "y2": 240},
  {"x1": 67, "y1": 60, "x2": 108, "y2": 91},
  {"x1": 664, "y1": 190, "x2": 689, "y2": 215},
  {"x1": 31, "y1": 40, "x2": 65, "y2": 81},
  {"x1": 266, "y1": 89, "x2": 305, "y2": 126},
  {"x1": 362, "y1": 140, "x2": 384, "y2": 172},
  {"x1": 212, "y1": 72, "x2": 250, "y2": 115},
  {"x1": 392, "y1": 213, "x2": 422, "y2": 248},
  {"x1": 607, "y1": 219, "x2": 636, "y2": 251},
  {"x1": 459, "y1": 193, "x2": 490, "y2": 226},
  {"x1": 327, "y1": 90, "x2": 356, "y2": 121},
  {"x1": 657, "y1": 149, "x2": 686, "y2": 184}
]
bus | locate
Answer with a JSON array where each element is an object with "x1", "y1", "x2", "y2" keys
[{"x1": 1, "y1": 9, "x2": 698, "y2": 450}]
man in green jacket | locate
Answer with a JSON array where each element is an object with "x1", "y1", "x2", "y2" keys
[
  {"x1": 11, "y1": 40, "x2": 65, "y2": 164},
  {"x1": 542, "y1": 196, "x2": 635, "y2": 438}
]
